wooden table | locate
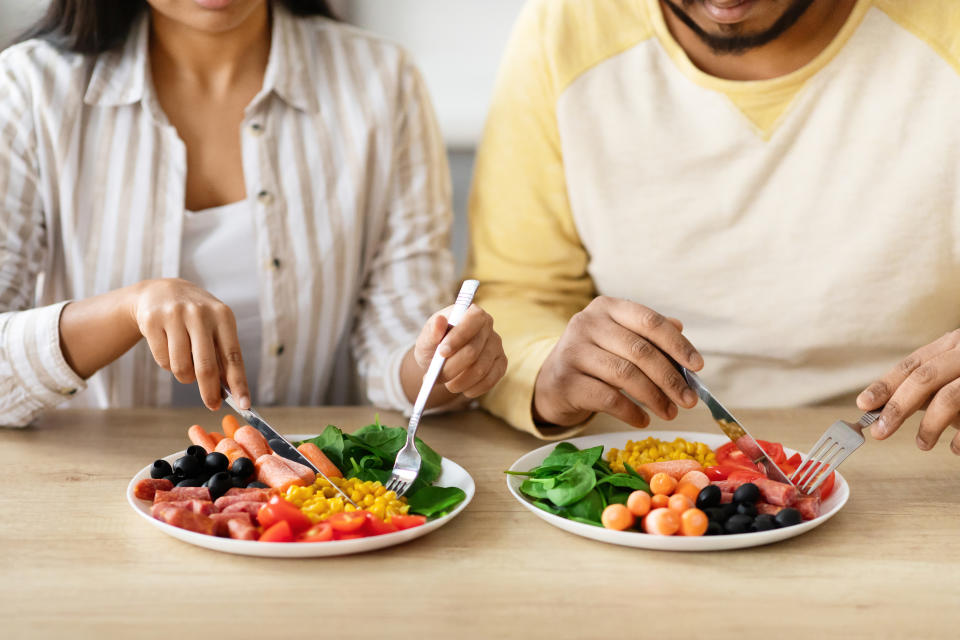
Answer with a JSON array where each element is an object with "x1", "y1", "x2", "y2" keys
[{"x1": 1, "y1": 406, "x2": 958, "y2": 639}]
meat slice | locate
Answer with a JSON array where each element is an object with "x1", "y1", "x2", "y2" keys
[
  {"x1": 215, "y1": 493, "x2": 269, "y2": 510},
  {"x1": 221, "y1": 501, "x2": 266, "y2": 518},
  {"x1": 227, "y1": 518, "x2": 259, "y2": 541},
  {"x1": 712, "y1": 477, "x2": 797, "y2": 507},
  {"x1": 209, "y1": 512, "x2": 254, "y2": 537},
  {"x1": 151, "y1": 500, "x2": 217, "y2": 517},
  {"x1": 153, "y1": 487, "x2": 211, "y2": 503},
  {"x1": 151, "y1": 504, "x2": 216, "y2": 535},
  {"x1": 134, "y1": 478, "x2": 173, "y2": 501},
  {"x1": 224, "y1": 487, "x2": 274, "y2": 498},
  {"x1": 755, "y1": 502, "x2": 782, "y2": 516},
  {"x1": 794, "y1": 494, "x2": 821, "y2": 521}
]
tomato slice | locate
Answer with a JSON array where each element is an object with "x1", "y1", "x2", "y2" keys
[
  {"x1": 819, "y1": 472, "x2": 836, "y2": 501},
  {"x1": 363, "y1": 513, "x2": 399, "y2": 537},
  {"x1": 715, "y1": 442, "x2": 736, "y2": 463},
  {"x1": 328, "y1": 511, "x2": 367, "y2": 533},
  {"x1": 757, "y1": 440, "x2": 787, "y2": 465},
  {"x1": 703, "y1": 466, "x2": 728, "y2": 482},
  {"x1": 259, "y1": 520, "x2": 294, "y2": 543},
  {"x1": 257, "y1": 496, "x2": 312, "y2": 535},
  {"x1": 334, "y1": 531, "x2": 366, "y2": 541},
  {"x1": 298, "y1": 522, "x2": 334, "y2": 543},
  {"x1": 390, "y1": 514, "x2": 427, "y2": 530},
  {"x1": 727, "y1": 469, "x2": 765, "y2": 484}
]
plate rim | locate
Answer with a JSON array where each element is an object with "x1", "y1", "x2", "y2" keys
[
  {"x1": 505, "y1": 429, "x2": 849, "y2": 551},
  {"x1": 128, "y1": 434, "x2": 475, "y2": 557}
]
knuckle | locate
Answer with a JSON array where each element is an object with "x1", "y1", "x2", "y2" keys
[
  {"x1": 598, "y1": 390, "x2": 622, "y2": 412},
  {"x1": 639, "y1": 307, "x2": 665, "y2": 330},
  {"x1": 194, "y1": 359, "x2": 217, "y2": 377},
  {"x1": 458, "y1": 344, "x2": 479, "y2": 363},
  {"x1": 568, "y1": 310, "x2": 591, "y2": 333},
  {"x1": 884, "y1": 400, "x2": 904, "y2": 419},
  {"x1": 667, "y1": 373, "x2": 687, "y2": 394},
  {"x1": 869, "y1": 380, "x2": 890, "y2": 398},
  {"x1": 938, "y1": 381, "x2": 960, "y2": 407},
  {"x1": 898, "y1": 356, "x2": 920, "y2": 376},
  {"x1": 612, "y1": 357, "x2": 635, "y2": 381},
  {"x1": 171, "y1": 364, "x2": 192, "y2": 379},
  {"x1": 223, "y1": 350, "x2": 244, "y2": 365},
  {"x1": 630, "y1": 337, "x2": 655, "y2": 360},
  {"x1": 910, "y1": 363, "x2": 938, "y2": 386}
]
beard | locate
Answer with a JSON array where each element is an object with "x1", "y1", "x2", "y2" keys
[{"x1": 663, "y1": 0, "x2": 817, "y2": 55}]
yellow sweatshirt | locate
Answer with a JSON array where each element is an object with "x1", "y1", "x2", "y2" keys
[{"x1": 467, "y1": 0, "x2": 960, "y2": 438}]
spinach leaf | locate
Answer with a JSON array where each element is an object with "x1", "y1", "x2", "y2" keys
[
  {"x1": 596, "y1": 473, "x2": 650, "y2": 493},
  {"x1": 542, "y1": 444, "x2": 604, "y2": 469},
  {"x1": 406, "y1": 485, "x2": 466, "y2": 518},
  {"x1": 531, "y1": 500, "x2": 562, "y2": 515},
  {"x1": 519, "y1": 476, "x2": 555, "y2": 499},
  {"x1": 562, "y1": 489, "x2": 604, "y2": 525},
  {"x1": 296, "y1": 425, "x2": 346, "y2": 469},
  {"x1": 545, "y1": 461, "x2": 596, "y2": 506}
]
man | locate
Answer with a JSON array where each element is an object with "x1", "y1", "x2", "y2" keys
[{"x1": 468, "y1": 0, "x2": 960, "y2": 456}]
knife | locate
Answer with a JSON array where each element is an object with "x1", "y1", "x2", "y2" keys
[
  {"x1": 667, "y1": 360, "x2": 795, "y2": 486},
  {"x1": 221, "y1": 386, "x2": 358, "y2": 507}
]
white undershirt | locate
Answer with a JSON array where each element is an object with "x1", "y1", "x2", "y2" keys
[{"x1": 172, "y1": 200, "x2": 262, "y2": 407}]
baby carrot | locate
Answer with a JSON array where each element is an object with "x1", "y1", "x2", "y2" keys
[
  {"x1": 187, "y1": 424, "x2": 217, "y2": 454},
  {"x1": 297, "y1": 442, "x2": 343, "y2": 478},
  {"x1": 208, "y1": 432, "x2": 224, "y2": 444},
  {"x1": 234, "y1": 426, "x2": 272, "y2": 460},
  {"x1": 215, "y1": 437, "x2": 248, "y2": 464},
  {"x1": 221, "y1": 414, "x2": 241, "y2": 438}
]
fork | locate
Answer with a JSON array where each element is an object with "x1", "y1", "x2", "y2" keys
[
  {"x1": 385, "y1": 279, "x2": 480, "y2": 497},
  {"x1": 790, "y1": 410, "x2": 882, "y2": 494}
]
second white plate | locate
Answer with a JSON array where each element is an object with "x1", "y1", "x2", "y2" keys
[{"x1": 506, "y1": 430, "x2": 848, "y2": 551}]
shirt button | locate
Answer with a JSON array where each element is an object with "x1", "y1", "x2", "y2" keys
[
  {"x1": 272, "y1": 257, "x2": 281, "y2": 269},
  {"x1": 275, "y1": 344, "x2": 285, "y2": 356},
  {"x1": 257, "y1": 190, "x2": 274, "y2": 206},
  {"x1": 249, "y1": 123, "x2": 264, "y2": 136},
  {"x1": 62, "y1": 388, "x2": 77, "y2": 395}
]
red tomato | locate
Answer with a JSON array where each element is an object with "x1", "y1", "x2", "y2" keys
[
  {"x1": 298, "y1": 522, "x2": 334, "y2": 543},
  {"x1": 363, "y1": 513, "x2": 399, "y2": 537},
  {"x1": 715, "y1": 442, "x2": 736, "y2": 463},
  {"x1": 328, "y1": 511, "x2": 367, "y2": 533},
  {"x1": 819, "y1": 472, "x2": 836, "y2": 501},
  {"x1": 703, "y1": 466, "x2": 728, "y2": 481},
  {"x1": 257, "y1": 496, "x2": 312, "y2": 535},
  {"x1": 334, "y1": 532, "x2": 366, "y2": 541},
  {"x1": 757, "y1": 440, "x2": 787, "y2": 465},
  {"x1": 259, "y1": 520, "x2": 294, "y2": 543},
  {"x1": 786, "y1": 452, "x2": 802, "y2": 468},
  {"x1": 726, "y1": 468, "x2": 765, "y2": 484}
]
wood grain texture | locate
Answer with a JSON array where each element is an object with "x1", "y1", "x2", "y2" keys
[{"x1": 0, "y1": 406, "x2": 957, "y2": 639}]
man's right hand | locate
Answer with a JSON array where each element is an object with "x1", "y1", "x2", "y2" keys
[{"x1": 532, "y1": 296, "x2": 704, "y2": 428}]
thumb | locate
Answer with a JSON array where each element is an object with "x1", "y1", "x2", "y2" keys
[{"x1": 416, "y1": 313, "x2": 449, "y2": 366}]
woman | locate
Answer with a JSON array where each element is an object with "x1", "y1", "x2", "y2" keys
[{"x1": 0, "y1": 0, "x2": 506, "y2": 425}]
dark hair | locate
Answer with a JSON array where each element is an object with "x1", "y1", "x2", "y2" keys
[{"x1": 18, "y1": 0, "x2": 338, "y2": 54}]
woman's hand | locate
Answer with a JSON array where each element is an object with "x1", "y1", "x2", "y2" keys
[
  {"x1": 857, "y1": 330, "x2": 960, "y2": 455},
  {"x1": 401, "y1": 304, "x2": 507, "y2": 405},
  {"x1": 130, "y1": 278, "x2": 250, "y2": 411}
]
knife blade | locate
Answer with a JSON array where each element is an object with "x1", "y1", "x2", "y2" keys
[
  {"x1": 221, "y1": 387, "x2": 358, "y2": 507},
  {"x1": 669, "y1": 363, "x2": 795, "y2": 486}
]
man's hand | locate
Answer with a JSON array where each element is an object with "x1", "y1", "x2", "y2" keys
[
  {"x1": 857, "y1": 330, "x2": 960, "y2": 455},
  {"x1": 533, "y1": 296, "x2": 703, "y2": 428}
]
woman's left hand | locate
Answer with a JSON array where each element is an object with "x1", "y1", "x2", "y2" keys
[
  {"x1": 857, "y1": 330, "x2": 960, "y2": 455},
  {"x1": 413, "y1": 304, "x2": 507, "y2": 399}
]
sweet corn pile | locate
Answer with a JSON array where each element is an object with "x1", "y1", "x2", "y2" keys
[
  {"x1": 284, "y1": 476, "x2": 409, "y2": 523},
  {"x1": 606, "y1": 437, "x2": 717, "y2": 473}
]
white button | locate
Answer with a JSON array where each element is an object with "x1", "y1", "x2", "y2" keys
[
  {"x1": 257, "y1": 190, "x2": 274, "y2": 206},
  {"x1": 249, "y1": 123, "x2": 264, "y2": 136}
]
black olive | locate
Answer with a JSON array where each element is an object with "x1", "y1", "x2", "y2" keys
[
  {"x1": 718, "y1": 503, "x2": 738, "y2": 521},
  {"x1": 704, "y1": 507, "x2": 725, "y2": 522},
  {"x1": 173, "y1": 455, "x2": 202, "y2": 479},
  {"x1": 204, "y1": 452, "x2": 229, "y2": 475},
  {"x1": 752, "y1": 514, "x2": 778, "y2": 531},
  {"x1": 150, "y1": 459, "x2": 173, "y2": 479},
  {"x1": 207, "y1": 471, "x2": 233, "y2": 501},
  {"x1": 231, "y1": 475, "x2": 247, "y2": 488},
  {"x1": 736, "y1": 502, "x2": 758, "y2": 518},
  {"x1": 705, "y1": 521, "x2": 724, "y2": 536},
  {"x1": 176, "y1": 477, "x2": 204, "y2": 487},
  {"x1": 733, "y1": 483, "x2": 761, "y2": 504},
  {"x1": 161, "y1": 474, "x2": 177, "y2": 484},
  {"x1": 186, "y1": 445, "x2": 208, "y2": 460},
  {"x1": 230, "y1": 457, "x2": 255, "y2": 479},
  {"x1": 247, "y1": 481, "x2": 269, "y2": 489},
  {"x1": 724, "y1": 514, "x2": 753, "y2": 534},
  {"x1": 695, "y1": 485, "x2": 721, "y2": 509},
  {"x1": 775, "y1": 508, "x2": 803, "y2": 527}
]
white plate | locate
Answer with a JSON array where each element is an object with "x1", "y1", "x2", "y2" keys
[
  {"x1": 506, "y1": 430, "x2": 848, "y2": 551},
  {"x1": 128, "y1": 434, "x2": 475, "y2": 557}
]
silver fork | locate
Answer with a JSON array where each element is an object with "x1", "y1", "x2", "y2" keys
[
  {"x1": 790, "y1": 410, "x2": 882, "y2": 494},
  {"x1": 385, "y1": 279, "x2": 480, "y2": 497}
]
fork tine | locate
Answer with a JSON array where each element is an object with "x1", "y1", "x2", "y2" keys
[
  {"x1": 805, "y1": 456, "x2": 843, "y2": 493},
  {"x1": 799, "y1": 446, "x2": 844, "y2": 493},
  {"x1": 796, "y1": 442, "x2": 839, "y2": 487},
  {"x1": 790, "y1": 436, "x2": 835, "y2": 485}
]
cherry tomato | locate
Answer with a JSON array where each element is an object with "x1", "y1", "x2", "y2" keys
[
  {"x1": 703, "y1": 466, "x2": 728, "y2": 481},
  {"x1": 298, "y1": 521, "x2": 334, "y2": 543},
  {"x1": 259, "y1": 520, "x2": 294, "y2": 543},
  {"x1": 601, "y1": 504, "x2": 634, "y2": 531},
  {"x1": 649, "y1": 472, "x2": 678, "y2": 496},
  {"x1": 626, "y1": 490, "x2": 651, "y2": 517},
  {"x1": 391, "y1": 514, "x2": 427, "y2": 530},
  {"x1": 257, "y1": 496, "x2": 312, "y2": 534},
  {"x1": 328, "y1": 511, "x2": 366, "y2": 533},
  {"x1": 363, "y1": 513, "x2": 399, "y2": 537}
]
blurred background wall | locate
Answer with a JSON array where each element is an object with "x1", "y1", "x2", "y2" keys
[{"x1": 0, "y1": 0, "x2": 525, "y2": 272}]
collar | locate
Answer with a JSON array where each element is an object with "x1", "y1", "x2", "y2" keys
[{"x1": 83, "y1": 4, "x2": 320, "y2": 114}]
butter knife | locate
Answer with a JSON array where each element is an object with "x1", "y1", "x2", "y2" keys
[
  {"x1": 668, "y1": 361, "x2": 795, "y2": 486},
  {"x1": 221, "y1": 386, "x2": 358, "y2": 507}
]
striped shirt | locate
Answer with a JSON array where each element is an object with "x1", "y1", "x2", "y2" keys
[{"x1": 0, "y1": 4, "x2": 454, "y2": 426}]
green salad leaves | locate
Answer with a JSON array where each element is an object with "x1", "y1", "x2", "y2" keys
[
  {"x1": 507, "y1": 442, "x2": 650, "y2": 526},
  {"x1": 295, "y1": 417, "x2": 466, "y2": 519}
]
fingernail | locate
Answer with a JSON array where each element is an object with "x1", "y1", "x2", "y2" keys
[
  {"x1": 689, "y1": 353, "x2": 704, "y2": 369},
  {"x1": 682, "y1": 389, "x2": 697, "y2": 406},
  {"x1": 240, "y1": 395, "x2": 250, "y2": 410},
  {"x1": 916, "y1": 435, "x2": 931, "y2": 451},
  {"x1": 666, "y1": 403, "x2": 678, "y2": 419}
]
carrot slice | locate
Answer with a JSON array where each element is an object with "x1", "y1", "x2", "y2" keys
[
  {"x1": 234, "y1": 425, "x2": 272, "y2": 460},
  {"x1": 187, "y1": 425, "x2": 217, "y2": 454},
  {"x1": 254, "y1": 454, "x2": 313, "y2": 491},
  {"x1": 297, "y1": 442, "x2": 343, "y2": 478},
  {"x1": 208, "y1": 431, "x2": 224, "y2": 444},
  {"x1": 215, "y1": 437, "x2": 248, "y2": 464},
  {"x1": 221, "y1": 414, "x2": 241, "y2": 438}
]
